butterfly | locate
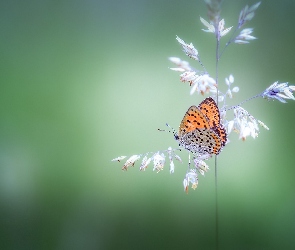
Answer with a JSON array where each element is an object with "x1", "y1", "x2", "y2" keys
[{"x1": 175, "y1": 97, "x2": 227, "y2": 155}]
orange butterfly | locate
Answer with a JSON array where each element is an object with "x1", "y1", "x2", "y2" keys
[{"x1": 176, "y1": 97, "x2": 227, "y2": 155}]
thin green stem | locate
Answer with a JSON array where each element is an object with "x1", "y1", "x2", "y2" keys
[
  {"x1": 215, "y1": 33, "x2": 220, "y2": 250},
  {"x1": 218, "y1": 25, "x2": 239, "y2": 60},
  {"x1": 224, "y1": 93, "x2": 262, "y2": 111},
  {"x1": 215, "y1": 156, "x2": 218, "y2": 250}
]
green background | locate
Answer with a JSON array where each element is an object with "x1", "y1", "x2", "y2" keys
[{"x1": 1, "y1": 0, "x2": 295, "y2": 249}]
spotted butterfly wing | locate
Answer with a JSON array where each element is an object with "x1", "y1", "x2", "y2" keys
[
  {"x1": 179, "y1": 128, "x2": 223, "y2": 155},
  {"x1": 198, "y1": 97, "x2": 220, "y2": 128},
  {"x1": 198, "y1": 97, "x2": 227, "y2": 147},
  {"x1": 214, "y1": 126, "x2": 227, "y2": 147},
  {"x1": 178, "y1": 105, "x2": 210, "y2": 138}
]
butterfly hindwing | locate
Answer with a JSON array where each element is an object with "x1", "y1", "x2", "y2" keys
[
  {"x1": 214, "y1": 126, "x2": 227, "y2": 147},
  {"x1": 179, "y1": 128, "x2": 222, "y2": 155}
]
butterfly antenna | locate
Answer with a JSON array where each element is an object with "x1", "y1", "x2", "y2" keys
[{"x1": 158, "y1": 123, "x2": 179, "y2": 140}]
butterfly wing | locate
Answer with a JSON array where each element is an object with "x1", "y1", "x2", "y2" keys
[
  {"x1": 198, "y1": 97, "x2": 227, "y2": 146},
  {"x1": 179, "y1": 128, "x2": 223, "y2": 155},
  {"x1": 198, "y1": 97, "x2": 220, "y2": 128},
  {"x1": 214, "y1": 126, "x2": 227, "y2": 147},
  {"x1": 178, "y1": 105, "x2": 210, "y2": 137}
]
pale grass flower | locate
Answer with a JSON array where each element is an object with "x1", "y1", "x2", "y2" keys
[
  {"x1": 262, "y1": 82, "x2": 295, "y2": 103},
  {"x1": 167, "y1": 147, "x2": 182, "y2": 174},
  {"x1": 200, "y1": 17, "x2": 215, "y2": 33},
  {"x1": 226, "y1": 106, "x2": 267, "y2": 141},
  {"x1": 218, "y1": 19, "x2": 233, "y2": 39},
  {"x1": 224, "y1": 74, "x2": 239, "y2": 98},
  {"x1": 169, "y1": 161, "x2": 175, "y2": 174},
  {"x1": 194, "y1": 158, "x2": 210, "y2": 176},
  {"x1": 111, "y1": 156, "x2": 127, "y2": 162},
  {"x1": 139, "y1": 155, "x2": 152, "y2": 171},
  {"x1": 190, "y1": 74, "x2": 217, "y2": 95},
  {"x1": 180, "y1": 71, "x2": 200, "y2": 86},
  {"x1": 169, "y1": 57, "x2": 192, "y2": 72},
  {"x1": 203, "y1": 0, "x2": 222, "y2": 25},
  {"x1": 200, "y1": 17, "x2": 232, "y2": 40},
  {"x1": 225, "y1": 74, "x2": 234, "y2": 86},
  {"x1": 153, "y1": 152, "x2": 166, "y2": 173},
  {"x1": 183, "y1": 169, "x2": 198, "y2": 194},
  {"x1": 235, "y1": 28, "x2": 256, "y2": 44},
  {"x1": 173, "y1": 154, "x2": 182, "y2": 163},
  {"x1": 176, "y1": 36, "x2": 199, "y2": 60},
  {"x1": 238, "y1": 2, "x2": 261, "y2": 28},
  {"x1": 258, "y1": 120, "x2": 270, "y2": 130},
  {"x1": 122, "y1": 155, "x2": 141, "y2": 171}
]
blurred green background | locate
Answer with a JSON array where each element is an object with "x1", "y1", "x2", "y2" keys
[{"x1": 0, "y1": 0, "x2": 295, "y2": 249}]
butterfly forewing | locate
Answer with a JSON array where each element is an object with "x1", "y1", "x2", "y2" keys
[
  {"x1": 178, "y1": 105, "x2": 210, "y2": 137},
  {"x1": 198, "y1": 97, "x2": 221, "y2": 128},
  {"x1": 198, "y1": 97, "x2": 227, "y2": 146}
]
